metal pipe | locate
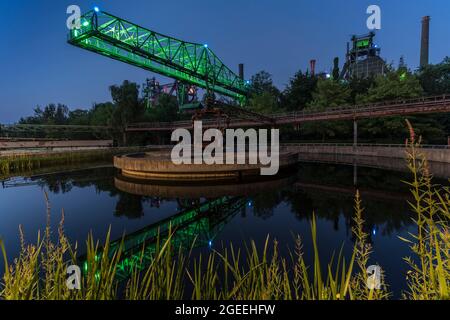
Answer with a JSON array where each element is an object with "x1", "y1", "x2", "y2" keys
[
  {"x1": 238, "y1": 63, "x2": 244, "y2": 80},
  {"x1": 310, "y1": 60, "x2": 316, "y2": 76}
]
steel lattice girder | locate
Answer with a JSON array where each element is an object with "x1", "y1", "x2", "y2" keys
[
  {"x1": 68, "y1": 10, "x2": 249, "y2": 102},
  {"x1": 81, "y1": 196, "x2": 245, "y2": 280},
  {"x1": 0, "y1": 124, "x2": 113, "y2": 134}
]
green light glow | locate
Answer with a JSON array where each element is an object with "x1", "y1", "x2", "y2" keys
[
  {"x1": 68, "y1": 10, "x2": 249, "y2": 103},
  {"x1": 79, "y1": 196, "x2": 246, "y2": 280},
  {"x1": 356, "y1": 39, "x2": 370, "y2": 48}
]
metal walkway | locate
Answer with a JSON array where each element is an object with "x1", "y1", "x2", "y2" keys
[{"x1": 127, "y1": 94, "x2": 450, "y2": 131}]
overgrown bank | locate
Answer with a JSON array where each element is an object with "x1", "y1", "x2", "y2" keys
[{"x1": 0, "y1": 147, "x2": 147, "y2": 179}]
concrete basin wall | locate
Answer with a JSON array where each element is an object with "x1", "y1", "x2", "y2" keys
[
  {"x1": 114, "y1": 151, "x2": 298, "y2": 180},
  {"x1": 282, "y1": 144, "x2": 450, "y2": 163}
]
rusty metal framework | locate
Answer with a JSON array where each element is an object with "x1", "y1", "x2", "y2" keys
[{"x1": 126, "y1": 94, "x2": 450, "y2": 131}]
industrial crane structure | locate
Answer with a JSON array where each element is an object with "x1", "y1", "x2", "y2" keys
[{"x1": 68, "y1": 8, "x2": 250, "y2": 114}]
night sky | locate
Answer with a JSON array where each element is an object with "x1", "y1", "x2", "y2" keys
[{"x1": 1, "y1": 0, "x2": 449, "y2": 122}]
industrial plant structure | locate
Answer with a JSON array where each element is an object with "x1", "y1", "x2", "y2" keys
[{"x1": 341, "y1": 32, "x2": 387, "y2": 79}]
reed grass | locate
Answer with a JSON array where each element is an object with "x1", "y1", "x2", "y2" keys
[
  {"x1": 399, "y1": 120, "x2": 450, "y2": 300},
  {"x1": 0, "y1": 147, "x2": 145, "y2": 179},
  {"x1": 0, "y1": 123, "x2": 448, "y2": 300}
]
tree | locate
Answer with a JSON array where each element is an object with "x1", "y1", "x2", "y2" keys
[
  {"x1": 415, "y1": 57, "x2": 450, "y2": 142},
  {"x1": 356, "y1": 70, "x2": 445, "y2": 143},
  {"x1": 19, "y1": 103, "x2": 69, "y2": 125},
  {"x1": 248, "y1": 91, "x2": 280, "y2": 114},
  {"x1": 308, "y1": 79, "x2": 351, "y2": 110},
  {"x1": 110, "y1": 80, "x2": 144, "y2": 129},
  {"x1": 348, "y1": 76, "x2": 375, "y2": 104},
  {"x1": 19, "y1": 106, "x2": 43, "y2": 124},
  {"x1": 68, "y1": 109, "x2": 90, "y2": 125},
  {"x1": 248, "y1": 71, "x2": 279, "y2": 97},
  {"x1": 282, "y1": 70, "x2": 318, "y2": 111},
  {"x1": 89, "y1": 102, "x2": 115, "y2": 126},
  {"x1": 332, "y1": 57, "x2": 340, "y2": 80},
  {"x1": 357, "y1": 70, "x2": 423, "y2": 103},
  {"x1": 301, "y1": 79, "x2": 352, "y2": 141},
  {"x1": 145, "y1": 93, "x2": 179, "y2": 122},
  {"x1": 42, "y1": 104, "x2": 57, "y2": 123},
  {"x1": 417, "y1": 57, "x2": 450, "y2": 96},
  {"x1": 54, "y1": 104, "x2": 69, "y2": 125},
  {"x1": 247, "y1": 71, "x2": 281, "y2": 114}
]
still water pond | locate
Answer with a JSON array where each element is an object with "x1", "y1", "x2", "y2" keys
[{"x1": 0, "y1": 162, "x2": 439, "y2": 297}]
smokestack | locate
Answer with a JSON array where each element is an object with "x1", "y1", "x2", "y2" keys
[
  {"x1": 310, "y1": 59, "x2": 316, "y2": 76},
  {"x1": 420, "y1": 16, "x2": 430, "y2": 68},
  {"x1": 238, "y1": 63, "x2": 244, "y2": 80}
]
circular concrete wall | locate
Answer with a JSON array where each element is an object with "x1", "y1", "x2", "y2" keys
[{"x1": 114, "y1": 149, "x2": 298, "y2": 181}]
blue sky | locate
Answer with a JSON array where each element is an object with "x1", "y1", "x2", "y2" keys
[{"x1": 0, "y1": 0, "x2": 449, "y2": 122}]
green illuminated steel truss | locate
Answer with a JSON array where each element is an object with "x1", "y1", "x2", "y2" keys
[
  {"x1": 68, "y1": 10, "x2": 249, "y2": 102},
  {"x1": 79, "y1": 196, "x2": 245, "y2": 280}
]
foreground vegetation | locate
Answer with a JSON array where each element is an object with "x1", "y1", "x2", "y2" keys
[
  {"x1": 0, "y1": 147, "x2": 146, "y2": 179},
  {"x1": 0, "y1": 125, "x2": 448, "y2": 300}
]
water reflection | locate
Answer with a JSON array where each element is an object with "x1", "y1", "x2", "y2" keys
[
  {"x1": 108, "y1": 196, "x2": 247, "y2": 280},
  {"x1": 2, "y1": 162, "x2": 440, "y2": 295},
  {"x1": 114, "y1": 172, "x2": 294, "y2": 198},
  {"x1": 75, "y1": 172, "x2": 290, "y2": 279},
  {"x1": 2, "y1": 164, "x2": 420, "y2": 237},
  {"x1": 13, "y1": 164, "x2": 420, "y2": 246}
]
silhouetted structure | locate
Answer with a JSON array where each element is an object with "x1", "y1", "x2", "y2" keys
[
  {"x1": 341, "y1": 32, "x2": 386, "y2": 79},
  {"x1": 420, "y1": 16, "x2": 431, "y2": 68}
]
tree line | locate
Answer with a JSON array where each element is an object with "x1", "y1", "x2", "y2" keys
[
  {"x1": 18, "y1": 57, "x2": 450, "y2": 144},
  {"x1": 247, "y1": 57, "x2": 450, "y2": 144}
]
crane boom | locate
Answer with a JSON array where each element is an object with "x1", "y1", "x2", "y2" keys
[{"x1": 68, "y1": 10, "x2": 249, "y2": 102}]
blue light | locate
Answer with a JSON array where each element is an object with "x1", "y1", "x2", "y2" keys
[
  {"x1": 246, "y1": 80, "x2": 251, "y2": 84},
  {"x1": 204, "y1": 44, "x2": 208, "y2": 48},
  {"x1": 94, "y1": 6, "x2": 100, "y2": 13},
  {"x1": 208, "y1": 240, "x2": 212, "y2": 247},
  {"x1": 247, "y1": 201, "x2": 253, "y2": 208},
  {"x1": 372, "y1": 227, "x2": 377, "y2": 236}
]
